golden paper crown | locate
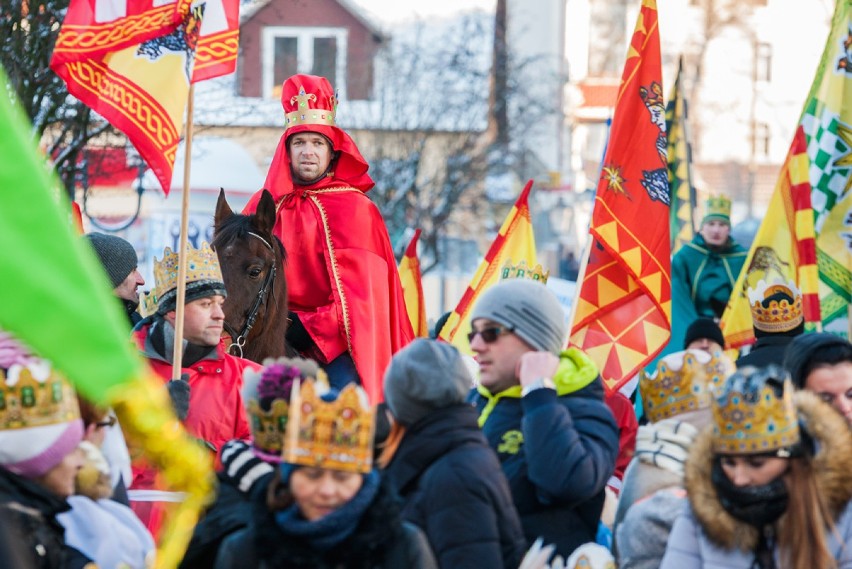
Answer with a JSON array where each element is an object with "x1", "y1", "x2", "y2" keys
[
  {"x1": 703, "y1": 194, "x2": 732, "y2": 222},
  {"x1": 640, "y1": 349, "x2": 734, "y2": 423},
  {"x1": 283, "y1": 379, "x2": 374, "y2": 473},
  {"x1": 500, "y1": 260, "x2": 550, "y2": 284},
  {"x1": 747, "y1": 277, "x2": 803, "y2": 333},
  {"x1": 285, "y1": 87, "x2": 337, "y2": 129},
  {"x1": 0, "y1": 362, "x2": 80, "y2": 430},
  {"x1": 712, "y1": 369, "x2": 800, "y2": 455},
  {"x1": 242, "y1": 358, "x2": 330, "y2": 460},
  {"x1": 146, "y1": 241, "x2": 224, "y2": 312}
]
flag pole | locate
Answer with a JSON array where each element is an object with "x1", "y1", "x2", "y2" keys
[{"x1": 171, "y1": 83, "x2": 195, "y2": 381}]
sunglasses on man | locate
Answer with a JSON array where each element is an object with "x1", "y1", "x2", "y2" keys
[{"x1": 467, "y1": 325, "x2": 514, "y2": 344}]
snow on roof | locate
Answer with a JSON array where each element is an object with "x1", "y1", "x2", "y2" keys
[
  {"x1": 140, "y1": 136, "x2": 264, "y2": 194},
  {"x1": 193, "y1": 11, "x2": 493, "y2": 133}
]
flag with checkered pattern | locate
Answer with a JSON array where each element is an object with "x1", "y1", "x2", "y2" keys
[{"x1": 666, "y1": 58, "x2": 696, "y2": 254}]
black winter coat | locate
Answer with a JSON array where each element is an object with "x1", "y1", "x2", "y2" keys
[
  {"x1": 0, "y1": 468, "x2": 92, "y2": 569},
  {"x1": 385, "y1": 405, "x2": 527, "y2": 569},
  {"x1": 735, "y1": 335, "x2": 796, "y2": 369},
  {"x1": 213, "y1": 477, "x2": 437, "y2": 569}
]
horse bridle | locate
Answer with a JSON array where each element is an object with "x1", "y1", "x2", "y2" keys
[{"x1": 225, "y1": 231, "x2": 277, "y2": 358}]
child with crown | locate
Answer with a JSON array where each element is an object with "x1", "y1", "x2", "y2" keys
[
  {"x1": 209, "y1": 357, "x2": 437, "y2": 569},
  {"x1": 661, "y1": 365, "x2": 852, "y2": 568},
  {"x1": 129, "y1": 241, "x2": 260, "y2": 539},
  {"x1": 242, "y1": 74, "x2": 414, "y2": 406},
  {"x1": 669, "y1": 194, "x2": 747, "y2": 354}
]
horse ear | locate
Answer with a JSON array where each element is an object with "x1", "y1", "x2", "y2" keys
[
  {"x1": 255, "y1": 190, "x2": 276, "y2": 235},
  {"x1": 215, "y1": 188, "x2": 233, "y2": 228}
]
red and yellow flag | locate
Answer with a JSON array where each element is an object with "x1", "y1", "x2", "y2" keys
[
  {"x1": 570, "y1": 0, "x2": 671, "y2": 394},
  {"x1": 721, "y1": 127, "x2": 820, "y2": 347},
  {"x1": 440, "y1": 180, "x2": 538, "y2": 352},
  {"x1": 399, "y1": 229, "x2": 429, "y2": 338},
  {"x1": 50, "y1": 0, "x2": 240, "y2": 194}
]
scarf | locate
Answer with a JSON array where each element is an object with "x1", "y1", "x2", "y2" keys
[
  {"x1": 634, "y1": 419, "x2": 698, "y2": 476},
  {"x1": 273, "y1": 470, "x2": 380, "y2": 551},
  {"x1": 149, "y1": 317, "x2": 217, "y2": 367}
]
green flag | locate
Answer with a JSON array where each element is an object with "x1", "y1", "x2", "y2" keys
[{"x1": 666, "y1": 57, "x2": 696, "y2": 254}]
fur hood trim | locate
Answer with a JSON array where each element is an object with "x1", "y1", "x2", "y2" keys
[{"x1": 684, "y1": 390, "x2": 852, "y2": 551}]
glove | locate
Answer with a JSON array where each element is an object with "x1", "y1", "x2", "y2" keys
[
  {"x1": 167, "y1": 374, "x2": 191, "y2": 421},
  {"x1": 285, "y1": 311, "x2": 313, "y2": 353},
  {"x1": 220, "y1": 440, "x2": 274, "y2": 494}
]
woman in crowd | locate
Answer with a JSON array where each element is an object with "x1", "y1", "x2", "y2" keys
[
  {"x1": 379, "y1": 338, "x2": 527, "y2": 569},
  {"x1": 0, "y1": 335, "x2": 91, "y2": 569},
  {"x1": 661, "y1": 365, "x2": 852, "y2": 568},
  {"x1": 214, "y1": 366, "x2": 437, "y2": 569}
]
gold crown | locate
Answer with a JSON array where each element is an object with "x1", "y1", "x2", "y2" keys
[
  {"x1": 285, "y1": 87, "x2": 337, "y2": 129},
  {"x1": 0, "y1": 361, "x2": 80, "y2": 430},
  {"x1": 640, "y1": 349, "x2": 734, "y2": 423},
  {"x1": 283, "y1": 379, "x2": 374, "y2": 473},
  {"x1": 145, "y1": 242, "x2": 224, "y2": 312},
  {"x1": 242, "y1": 358, "x2": 330, "y2": 460},
  {"x1": 500, "y1": 260, "x2": 550, "y2": 284},
  {"x1": 747, "y1": 277, "x2": 803, "y2": 333},
  {"x1": 703, "y1": 194, "x2": 731, "y2": 221},
  {"x1": 712, "y1": 372, "x2": 800, "y2": 455},
  {"x1": 639, "y1": 81, "x2": 664, "y2": 108}
]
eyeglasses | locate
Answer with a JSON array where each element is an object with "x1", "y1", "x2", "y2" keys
[
  {"x1": 467, "y1": 326, "x2": 513, "y2": 344},
  {"x1": 95, "y1": 416, "x2": 117, "y2": 429}
]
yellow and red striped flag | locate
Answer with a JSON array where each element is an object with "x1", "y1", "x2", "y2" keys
[
  {"x1": 439, "y1": 180, "x2": 538, "y2": 352},
  {"x1": 721, "y1": 127, "x2": 820, "y2": 347},
  {"x1": 569, "y1": 0, "x2": 671, "y2": 394},
  {"x1": 398, "y1": 229, "x2": 429, "y2": 338},
  {"x1": 50, "y1": 0, "x2": 240, "y2": 194}
]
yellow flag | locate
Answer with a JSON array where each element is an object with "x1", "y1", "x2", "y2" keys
[{"x1": 398, "y1": 229, "x2": 429, "y2": 337}]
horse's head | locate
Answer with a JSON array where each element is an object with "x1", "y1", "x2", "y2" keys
[{"x1": 213, "y1": 189, "x2": 287, "y2": 361}]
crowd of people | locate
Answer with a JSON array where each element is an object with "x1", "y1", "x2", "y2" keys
[{"x1": 0, "y1": 73, "x2": 850, "y2": 569}]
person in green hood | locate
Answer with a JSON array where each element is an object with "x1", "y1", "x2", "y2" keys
[{"x1": 467, "y1": 279, "x2": 619, "y2": 558}]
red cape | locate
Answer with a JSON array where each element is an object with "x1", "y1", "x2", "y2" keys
[{"x1": 245, "y1": 137, "x2": 413, "y2": 404}]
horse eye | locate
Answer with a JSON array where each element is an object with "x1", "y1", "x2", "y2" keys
[{"x1": 249, "y1": 268, "x2": 262, "y2": 278}]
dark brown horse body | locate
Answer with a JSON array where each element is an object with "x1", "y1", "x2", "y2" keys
[{"x1": 213, "y1": 189, "x2": 288, "y2": 363}]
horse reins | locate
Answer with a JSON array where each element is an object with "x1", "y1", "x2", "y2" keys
[{"x1": 225, "y1": 231, "x2": 277, "y2": 358}]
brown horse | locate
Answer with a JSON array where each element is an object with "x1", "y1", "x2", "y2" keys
[{"x1": 213, "y1": 189, "x2": 288, "y2": 362}]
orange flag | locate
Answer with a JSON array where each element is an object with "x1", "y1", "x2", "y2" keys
[
  {"x1": 440, "y1": 180, "x2": 538, "y2": 353},
  {"x1": 398, "y1": 229, "x2": 429, "y2": 337},
  {"x1": 570, "y1": 0, "x2": 671, "y2": 394},
  {"x1": 50, "y1": 0, "x2": 240, "y2": 194}
]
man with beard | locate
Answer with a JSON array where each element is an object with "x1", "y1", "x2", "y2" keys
[{"x1": 86, "y1": 233, "x2": 146, "y2": 327}]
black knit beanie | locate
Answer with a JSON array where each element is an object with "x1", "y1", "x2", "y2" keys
[
  {"x1": 783, "y1": 332, "x2": 852, "y2": 388},
  {"x1": 85, "y1": 233, "x2": 138, "y2": 288},
  {"x1": 683, "y1": 317, "x2": 725, "y2": 349}
]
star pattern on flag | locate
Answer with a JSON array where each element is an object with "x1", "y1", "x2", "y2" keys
[{"x1": 602, "y1": 165, "x2": 628, "y2": 196}]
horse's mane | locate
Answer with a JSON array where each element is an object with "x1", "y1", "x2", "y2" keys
[{"x1": 212, "y1": 212, "x2": 286, "y2": 262}]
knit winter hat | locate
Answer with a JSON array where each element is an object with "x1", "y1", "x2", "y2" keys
[
  {"x1": 470, "y1": 279, "x2": 567, "y2": 353},
  {"x1": 383, "y1": 339, "x2": 472, "y2": 427},
  {"x1": 683, "y1": 317, "x2": 725, "y2": 349},
  {"x1": 85, "y1": 233, "x2": 138, "y2": 288},
  {"x1": 784, "y1": 332, "x2": 852, "y2": 389},
  {"x1": 0, "y1": 356, "x2": 84, "y2": 479}
]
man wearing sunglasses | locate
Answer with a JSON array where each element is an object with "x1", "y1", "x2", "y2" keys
[{"x1": 468, "y1": 279, "x2": 619, "y2": 558}]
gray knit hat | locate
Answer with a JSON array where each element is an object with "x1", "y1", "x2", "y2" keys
[
  {"x1": 383, "y1": 339, "x2": 472, "y2": 427},
  {"x1": 470, "y1": 279, "x2": 567, "y2": 353},
  {"x1": 85, "y1": 233, "x2": 138, "y2": 288}
]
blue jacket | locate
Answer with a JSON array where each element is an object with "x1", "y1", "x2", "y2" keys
[
  {"x1": 470, "y1": 348, "x2": 619, "y2": 557},
  {"x1": 385, "y1": 404, "x2": 526, "y2": 569}
]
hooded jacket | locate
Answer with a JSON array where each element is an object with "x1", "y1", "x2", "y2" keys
[
  {"x1": 660, "y1": 392, "x2": 852, "y2": 568},
  {"x1": 470, "y1": 348, "x2": 619, "y2": 557},
  {"x1": 385, "y1": 404, "x2": 527, "y2": 569}
]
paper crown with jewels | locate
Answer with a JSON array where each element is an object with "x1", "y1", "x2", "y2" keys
[
  {"x1": 500, "y1": 260, "x2": 550, "y2": 284},
  {"x1": 702, "y1": 194, "x2": 732, "y2": 224},
  {"x1": 640, "y1": 349, "x2": 734, "y2": 423},
  {"x1": 0, "y1": 361, "x2": 80, "y2": 430},
  {"x1": 281, "y1": 75, "x2": 338, "y2": 132},
  {"x1": 747, "y1": 277, "x2": 803, "y2": 333},
  {"x1": 711, "y1": 366, "x2": 800, "y2": 456},
  {"x1": 241, "y1": 357, "x2": 329, "y2": 462},
  {"x1": 142, "y1": 241, "x2": 226, "y2": 315},
  {"x1": 283, "y1": 379, "x2": 375, "y2": 473}
]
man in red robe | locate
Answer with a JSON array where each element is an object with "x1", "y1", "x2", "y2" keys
[{"x1": 244, "y1": 74, "x2": 413, "y2": 404}]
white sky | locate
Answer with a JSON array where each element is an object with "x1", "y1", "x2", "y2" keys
[{"x1": 350, "y1": 0, "x2": 495, "y2": 24}]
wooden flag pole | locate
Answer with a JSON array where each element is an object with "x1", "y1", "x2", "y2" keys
[{"x1": 171, "y1": 83, "x2": 195, "y2": 381}]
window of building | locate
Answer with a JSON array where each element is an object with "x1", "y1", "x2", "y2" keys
[
  {"x1": 262, "y1": 27, "x2": 348, "y2": 99},
  {"x1": 755, "y1": 42, "x2": 772, "y2": 83}
]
